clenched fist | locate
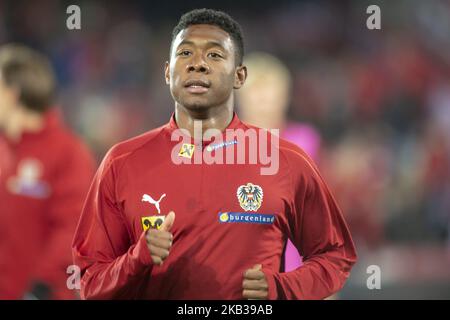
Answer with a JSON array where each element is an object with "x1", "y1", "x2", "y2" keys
[
  {"x1": 242, "y1": 264, "x2": 269, "y2": 299},
  {"x1": 145, "y1": 211, "x2": 175, "y2": 266}
]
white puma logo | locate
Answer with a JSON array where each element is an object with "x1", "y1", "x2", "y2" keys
[{"x1": 142, "y1": 193, "x2": 166, "y2": 214}]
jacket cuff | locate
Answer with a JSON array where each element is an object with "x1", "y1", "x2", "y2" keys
[
  {"x1": 263, "y1": 267, "x2": 279, "y2": 300},
  {"x1": 130, "y1": 231, "x2": 153, "y2": 274}
]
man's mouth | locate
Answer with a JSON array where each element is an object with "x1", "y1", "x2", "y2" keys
[{"x1": 184, "y1": 79, "x2": 210, "y2": 94}]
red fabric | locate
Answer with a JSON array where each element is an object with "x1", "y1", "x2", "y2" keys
[
  {"x1": 0, "y1": 109, "x2": 95, "y2": 299},
  {"x1": 72, "y1": 113, "x2": 356, "y2": 299}
]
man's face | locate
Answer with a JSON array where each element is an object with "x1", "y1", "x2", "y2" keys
[
  {"x1": 165, "y1": 24, "x2": 246, "y2": 111},
  {"x1": 0, "y1": 75, "x2": 17, "y2": 129}
]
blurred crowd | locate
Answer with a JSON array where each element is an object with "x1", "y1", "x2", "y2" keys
[{"x1": 1, "y1": 0, "x2": 449, "y2": 293}]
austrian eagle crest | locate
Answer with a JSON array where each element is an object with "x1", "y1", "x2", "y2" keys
[{"x1": 236, "y1": 183, "x2": 263, "y2": 211}]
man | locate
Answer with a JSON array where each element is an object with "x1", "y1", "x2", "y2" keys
[
  {"x1": 0, "y1": 44, "x2": 95, "y2": 299},
  {"x1": 72, "y1": 9, "x2": 357, "y2": 300}
]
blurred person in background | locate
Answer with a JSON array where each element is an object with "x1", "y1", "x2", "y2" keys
[
  {"x1": 0, "y1": 44, "x2": 95, "y2": 299},
  {"x1": 236, "y1": 52, "x2": 322, "y2": 272}
]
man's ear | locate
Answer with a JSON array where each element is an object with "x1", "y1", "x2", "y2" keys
[
  {"x1": 164, "y1": 61, "x2": 170, "y2": 85},
  {"x1": 234, "y1": 65, "x2": 247, "y2": 89}
]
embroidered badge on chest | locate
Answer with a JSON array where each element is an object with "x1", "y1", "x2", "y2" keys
[
  {"x1": 178, "y1": 143, "x2": 195, "y2": 159},
  {"x1": 141, "y1": 216, "x2": 165, "y2": 231},
  {"x1": 236, "y1": 182, "x2": 263, "y2": 212}
]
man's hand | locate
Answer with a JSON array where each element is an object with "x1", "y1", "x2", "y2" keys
[
  {"x1": 242, "y1": 264, "x2": 269, "y2": 299},
  {"x1": 145, "y1": 211, "x2": 175, "y2": 266}
]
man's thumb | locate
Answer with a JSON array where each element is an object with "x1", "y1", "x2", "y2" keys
[
  {"x1": 252, "y1": 264, "x2": 262, "y2": 271},
  {"x1": 160, "y1": 211, "x2": 175, "y2": 231}
]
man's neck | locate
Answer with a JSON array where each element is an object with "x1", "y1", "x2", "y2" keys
[
  {"x1": 174, "y1": 103, "x2": 234, "y2": 138},
  {"x1": 4, "y1": 108, "x2": 45, "y2": 142}
]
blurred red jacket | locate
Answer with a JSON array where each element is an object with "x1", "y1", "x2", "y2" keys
[{"x1": 0, "y1": 109, "x2": 95, "y2": 299}]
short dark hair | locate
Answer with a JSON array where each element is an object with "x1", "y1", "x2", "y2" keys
[
  {"x1": 0, "y1": 44, "x2": 56, "y2": 113},
  {"x1": 171, "y1": 8, "x2": 245, "y2": 65}
]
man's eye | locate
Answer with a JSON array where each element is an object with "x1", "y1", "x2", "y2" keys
[
  {"x1": 208, "y1": 52, "x2": 222, "y2": 59},
  {"x1": 179, "y1": 50, "x2": 191, "y2": 56}
]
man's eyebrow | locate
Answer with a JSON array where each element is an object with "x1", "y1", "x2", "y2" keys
[{"x1": 176, "y1": 40, "x2": 227, "y2": 50}]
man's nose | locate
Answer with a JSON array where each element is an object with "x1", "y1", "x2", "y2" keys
[{"x1": 186, "y1": 55, "x2": 210, "y2": 73}]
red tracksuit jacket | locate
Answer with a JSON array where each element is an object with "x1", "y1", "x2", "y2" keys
[
  {"x1": 0, "y1": 110, "x2": 95, "y2": 299},
  {"x1": 72, "y1": 112, "x2": 357, "y2": 299}
]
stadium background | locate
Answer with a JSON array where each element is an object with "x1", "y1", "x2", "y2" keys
[{"x1": 1, "y1": 0, "x2": 449, "y2": 299}]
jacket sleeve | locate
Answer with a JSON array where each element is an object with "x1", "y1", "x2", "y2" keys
[
  {"x1": 264, "y1": 149, "x2": 357, "y2": 300},
  {"x1": 72, "y1": 149, "x2": 154, "y2": 299},
  {"x1": 31, "y1": 142, "x2": 95, "y2": 299}
]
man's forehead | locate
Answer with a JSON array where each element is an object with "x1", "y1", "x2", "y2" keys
[{"x1": 173, "y1": 24, "x2": 234, "y2": 49}]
